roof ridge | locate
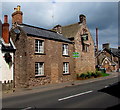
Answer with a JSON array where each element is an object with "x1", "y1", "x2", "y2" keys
[
  {"x1": 62, "y1": 22, "x2": 79, "y2": 28},
  {"x1": 110, "y1": 48, "x2": 118, "y2": 50},
  {"x1": 20, "y1": 23, "x2": 57, "y2": 33}
]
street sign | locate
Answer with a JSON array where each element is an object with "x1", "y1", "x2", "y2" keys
[{"x1": 73, "y1": 52, "x2": 80, "y2": 58}]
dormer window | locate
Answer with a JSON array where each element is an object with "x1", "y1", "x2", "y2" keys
[{"x1": 35, "y1": 39, "x2": 44, "y2": 53}]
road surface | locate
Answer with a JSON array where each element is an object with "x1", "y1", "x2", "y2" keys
[{"x1": 2, "y1": 76, "x2": 120, "y2": 109}]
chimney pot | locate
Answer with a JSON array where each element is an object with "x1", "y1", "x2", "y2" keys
[
  {"x1": 4, "y1": 15, "x2": 8, "y2": 23},
  {"x1": 17, "y1": 5, "x2": 21, "y2": 11}
]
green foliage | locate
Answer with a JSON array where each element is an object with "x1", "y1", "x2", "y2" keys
[
  {"x1": 79, "y1": 73, "x2": 86, "y2": 79},
  {"x1": 77, "y1": 71, "x2": 109, "y2": 80},
  {"x1": 86, "y1": 72, "x2": 92, "y2": 78}
]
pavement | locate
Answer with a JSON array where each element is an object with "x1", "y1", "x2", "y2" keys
[{"x1": 2, "y1": 72, "x2": 119, "y2": 98}]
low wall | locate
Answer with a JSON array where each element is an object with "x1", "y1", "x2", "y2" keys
[{"x1": 2, "y1": 80, "x2": 13, "y2": 91}]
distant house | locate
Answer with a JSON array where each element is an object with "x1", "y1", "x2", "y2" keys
[
  {"x1": 0, "y1": 16, "x2": 16, "y2": 90},
  {"x1": 10, "y1": 5, "x2": 95, "y2": 88},
  {"x1": 53, "y1": 14, "x2": 95, "y2": 74},
  {"x1": 96, "y1": 43, "x2": 120, "y2": 72}
]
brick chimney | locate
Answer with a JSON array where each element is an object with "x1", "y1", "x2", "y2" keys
[
  {"x1": 12, "y1": 5, "x2": 23, "y2": 25},
  {"x1": 2, "y1": 15, "x2": 10, "y2": 44},
  {"x1": 53, "y1": 25, "x2": 62, "y2": 34},
  {"x1": 0, "y1": 20, "x2": 2, "y2": 38},
  {"x1": 102, "y1": 43, "x2": 110, "y2": 49},
  {"x1": 79, "y1": 14, "x2": 86, "y2": 25},
  {"x1": 96, "y1": 28, "x2": 98, "y2": 52}
]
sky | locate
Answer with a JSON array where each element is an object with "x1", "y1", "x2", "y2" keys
[{"x1": 0, "y1": 0, "x2": 119, "y2": 49}]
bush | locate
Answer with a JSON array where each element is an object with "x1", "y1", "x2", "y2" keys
[
  {"x1": 91, "y1": 72, "x2": 95, "y2": 77},
  {"x1": 80, "y1": 73, "x2": 86, "y2": 79},
  {"x1": 96, "y1": 71, "x2": 102, "y2": 77},
  {"x1": 77, "y1": 70, "x2": 109, "y2": 80},
  {"x1": 86, "y1": 72, "x2": 92, "y2": 78}
]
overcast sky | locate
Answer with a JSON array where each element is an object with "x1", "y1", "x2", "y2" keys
[{"x1": 1, "y1": 0, "x2": 118, "y2": 49}]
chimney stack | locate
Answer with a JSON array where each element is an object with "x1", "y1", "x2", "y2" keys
[
  {"x1": 102, "y1": 43, "x2": 110, "y2": 49},
  {"x1": 12, "y1": 5, "x2": 23, "y2": 25},
  {"x1": 53, "y1": 25, "x2": 62, "y2": 34},
  {"x1": 2, "y1": 15, "x2": 9, "y2": 44},
  {"x1": 118, "y1": 45, "x2": 120, "y2": 50},
  {"x1": 96, "y1": 28, "x2": 98, "y2": 52},
  {"x1": 79, "y1": 14, "x2": 86, "y2": 25}
]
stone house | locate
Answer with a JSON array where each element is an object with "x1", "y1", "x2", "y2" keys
[
  {"x1": 96, "y1": 43, "x2": 120, "y2": 72},
  {"x1": 0, "y1": 16, "x2": 16, "y2": 90},
  {"x1": 10, "y1": 6, "x2": 75, "y2": 88},
  {"x1": 10, "y1": 5, "x2": 95, "y2": 88},
  {"x1": 53, "y1": 14, "x2": 95, "y2": 74}
]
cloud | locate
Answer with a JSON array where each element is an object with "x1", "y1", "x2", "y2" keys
[{"x1": 1, "y1": 2, "x2": 118, "y2": 49}]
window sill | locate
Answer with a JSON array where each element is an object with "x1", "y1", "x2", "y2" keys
[
  {"x1": 63, "y1": 73, "x2": 70, "y2": 75},
  {"x1": 35, "y1": 75, "x2": 46, "y2": 78},
  {"x1": 34, "y1": 53, "x2": 46, "y2": 55},
  {"x1": 62, "y1": 55, "x2": 70, "y2": 57}
]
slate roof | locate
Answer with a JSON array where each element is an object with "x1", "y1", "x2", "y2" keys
[
  {"x1": 104, "y1": 48, "x2": 120, "y2": 58},
  {"x1": 62, "y1": 23, "x2": 81, "y2": 38},
  {"x1": 18, "y1": 24, "x2": 72, "y2": 43},
  {"x1": 1, "y1": 42, "x2": 15, "y2": 52},
  {"x1": 110, "y1": 48, "x2": 120, "y2": 58},
  {"x1": 0, "y1": 38, "x2": 15, "y2": 52}
]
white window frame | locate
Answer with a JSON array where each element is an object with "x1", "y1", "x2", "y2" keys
[
  {"x1": 62, "y1": 44, "x2": 68, "y2": 55},
  {"x1": 35, "y1": 62, "x2": 44, "y2": 76},
  {"x1": 63, "y1": 62, "x2": 69, "y2": 74},
  {"x1": 35, "y1": 40, "x2": 44, "y2": 53}
]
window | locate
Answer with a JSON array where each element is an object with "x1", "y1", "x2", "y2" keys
[
  {"x1": 62, "y1": 44, "x2": 68, "y2": 55},
  {"x1": 81, "y1": 34, "x2": 88, "y2": 41},
  {"x1": 82, "y1": 44, "x2": 89, "y2": 52},
  {"x1": 63, "y1": 62, "x2": 69, "y2": 74},
  {"x1": 35, "y1": 40, "x2": 44, "y2": 53},
  {"x1": 35, "y1": 62, "x2": 44, "y2": 76}
]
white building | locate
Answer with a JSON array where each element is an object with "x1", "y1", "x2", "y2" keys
[{"x1": 0, "y1": 16, "x2": 15, "y2": 90}]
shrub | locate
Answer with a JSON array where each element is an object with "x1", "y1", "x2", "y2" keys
[
  {"x1": 80, "y1": 73, "x2": 86, "y2": 79},
  {"x1": 96, "y1": 71, "x2": 102, "y2": 77},
  {"x1": 77, "y1": 70, "x2": 109, "y2": 80},
  {"x1": 86, "y1": 72, "x2": 92, "y2": 78},
  {"x1": 91, "y1": 72, "x2": 95, "y2": 77}
]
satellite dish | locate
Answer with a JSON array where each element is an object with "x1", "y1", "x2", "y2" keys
[{"x1": 14, "y1": 28, "x2": 20, "y2": 34}]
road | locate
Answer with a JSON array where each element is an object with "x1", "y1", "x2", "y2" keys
[{"x1": 2, "y1": 76, "x2": 120, "y2": 109}]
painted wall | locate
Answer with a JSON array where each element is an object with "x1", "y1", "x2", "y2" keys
[{"x1": 0, "y1": 45, "x2": 14, "y2": 83}]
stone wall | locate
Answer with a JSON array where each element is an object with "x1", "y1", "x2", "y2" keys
[
  {"x1": 74, "y1": 25, "x2": 95, "y2": 74},
  {"x1": 10, "y1": 28, "x2": 28, "y2": 88},
  {"x1": 2, "y1": 80, "x2": 13, "y2": 91},
  {"x1": 27, "y1": 36, "x2": 75, "y2": 87}
]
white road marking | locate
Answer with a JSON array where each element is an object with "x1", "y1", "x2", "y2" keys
[
  {"x1": 58, "y1": 90, "x2": 93, "y2": 101},
  {"x1": 105, "y1": 86, "x2": 108, "y2": 88},
  {"x1": 21, "y1": 107, "x2": 32, "y2": 110}
]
